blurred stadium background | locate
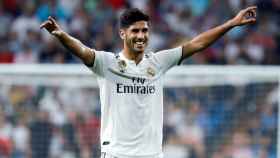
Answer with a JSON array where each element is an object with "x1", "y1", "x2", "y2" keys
[{"x1": 0, "y1": 0, "x2": 279, "y2": 158}]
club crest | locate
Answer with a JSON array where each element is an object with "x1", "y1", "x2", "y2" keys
[
  {"x1": 118, "y1": 60, "x2": 127, "y2": 73},
  {"x1": 147, "y1": 67, "x2": 156, "y2": 77}
]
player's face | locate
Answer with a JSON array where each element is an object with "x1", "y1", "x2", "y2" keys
[{"x1": 121, "y1": 21, "x2": 149, "y2": 54}]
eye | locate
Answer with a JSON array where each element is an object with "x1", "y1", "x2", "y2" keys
[
  {"x1": 131, "y1": 29, "x2": 139, "y2": 33},
  {"x1": 142, "y1": 28, "x2": 148, "y2": 33}
]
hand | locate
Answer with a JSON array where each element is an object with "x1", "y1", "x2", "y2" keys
[
  {"x1": 229, "y1": 6, "x2": 257, "y2": 27},
  {"x1": 40, "y1": 16, "x2": 63, "y2": 37}
]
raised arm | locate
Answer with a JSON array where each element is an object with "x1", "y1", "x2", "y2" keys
[
  {"x1": 40, "y1": 16, "x2": 95, "y2": 66},
  {"x1": 182, "y1": 6, "x2": 257, "y2": 59}
]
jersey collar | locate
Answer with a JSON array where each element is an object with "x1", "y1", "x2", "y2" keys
[{"x1": 119, "y1": 51, "x2": 145, "y2": 66}]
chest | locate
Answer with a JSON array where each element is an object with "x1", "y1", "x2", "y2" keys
[{"x1": 106, "y1": 57, "x2": 161, "y2": 85}]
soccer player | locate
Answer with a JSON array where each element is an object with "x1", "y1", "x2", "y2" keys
[{"x1": 40, "y1": 6, "x2": 257, "y2": 158}]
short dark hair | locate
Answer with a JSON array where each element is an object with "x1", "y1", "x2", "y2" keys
[{"x1": 119, "y1": 8, "x2": 150, "y2": 29}]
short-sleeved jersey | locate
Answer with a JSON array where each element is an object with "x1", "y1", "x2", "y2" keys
[{"x1": 88, "y1": 47, "x2": 182, "y2": 157}]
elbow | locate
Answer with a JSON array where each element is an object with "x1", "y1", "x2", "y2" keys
[{"x1": 182, "y1": 38, "x2": 211, "y2": 59}]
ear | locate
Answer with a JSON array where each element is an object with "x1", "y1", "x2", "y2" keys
[{"x1": 119, "y1": 29, "x2": 126, "y2": 40}]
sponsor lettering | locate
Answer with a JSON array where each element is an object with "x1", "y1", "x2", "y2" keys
[{"x1": 116, "y1": 77, "x2": 155, "y2": 94}]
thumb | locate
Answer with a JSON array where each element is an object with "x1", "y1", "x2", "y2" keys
[{"x1": 243, "y1": 18, "x2": 257, "y2": 25}]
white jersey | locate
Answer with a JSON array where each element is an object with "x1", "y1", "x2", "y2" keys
[{"x1": 88, "y1": 47, "x2": 182, "y2": 157}]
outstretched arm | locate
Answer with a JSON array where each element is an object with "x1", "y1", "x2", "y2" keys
[
  {"x1": 40, "y1": 17, "x2": 95, "y2": 66},
  {"x1": 182, "y1": 6, "x2": 257, "y2": 59}
]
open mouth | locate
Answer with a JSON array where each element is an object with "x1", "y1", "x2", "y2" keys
[
  {"x1": 134, "y1": 41, "x2": 146, "y2": 48},
  {"x1": 136, "y1": 41, "x2": 144, "y2": 45},
  {"x1": 136, "y1": 41, "x2": 144, "y2": 44}
]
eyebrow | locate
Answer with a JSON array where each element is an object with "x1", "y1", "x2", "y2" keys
[{"x1": 131, "y1": 27, "x2": 149, "y2": 32}]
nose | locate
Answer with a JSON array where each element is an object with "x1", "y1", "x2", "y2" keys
[{"x1": 137, "y1": 32, "x2": 145, "y2": 40}]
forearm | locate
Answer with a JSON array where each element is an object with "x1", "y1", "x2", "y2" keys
[
  {"x1": 183, "y1": 20, "x2": 235, "y2": 57},
  {"x1": 193, "y1": 20, "x2": 234, "y2": 49},
  {"x1": 54, "y1": 31, "x2": 94, "y2": 65}
]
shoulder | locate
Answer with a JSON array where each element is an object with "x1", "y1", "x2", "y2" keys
[
  {"x1": 150, "y1": 47, "x2": 183, "y2": 69},
  {"x1": 94, "y1": 50, "x2": 118, "y2": 60},
  {"x1": 94, "y1": 50, "x2": 115, "y2": 56},
  {"x1": 89, "y1": 50, "x2": 118, "y2": 68},
  {"x1": 155, "y1": 47, "x2": 183, "y2": 54}
]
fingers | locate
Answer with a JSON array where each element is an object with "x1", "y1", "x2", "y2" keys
[
  {"x1": 240, "y1": 6, "x2": 256, "y2": 14},
  {"x1": 251, "y1": 8, "x2": 257, "y2": 17},
  {"x1": 240, "y1": 6, "x2": 257, "y2": 25},
  {"x1": 243, "y1": 18, "x2": 257, "y2": 24},
  {"x1": 244, "y1": 6, "x2": 257, "y2": 11},
  {"x1": 40, "y1": 21, "x2": 51, "y2": 29},
  {"x1": 48, "y1": 16, "x2": 57, "y2": 25},
  {"x1": 40, "y1": 16, "x2": 61, "y2": 34},
  {"x1": 40, "y1": 16, "x2": 57, "y2": 29},
  {"x1": 242, "y1": 6, "x2": 257, "y2": 16}
]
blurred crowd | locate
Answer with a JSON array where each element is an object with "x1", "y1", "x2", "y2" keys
[
  {"x1": 0, "y1": 0, "x2": 279, "y2": 65},
  {"x1": 163, "y1": 83, "x2": 277, "y2": 158},
  {"x1": 0, "y1": 0, "x2": 279, "y2": 158},
  {"x1": 0, "y1": 86, "x2": 101, "y2": 158}
]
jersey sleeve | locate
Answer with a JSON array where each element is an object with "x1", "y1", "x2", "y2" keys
[
  {"x1": 87, "y1": 49, "x2": 111, "y2": 77},
  {"x1": 154, "y1": 46, "x2": 182, "y2": 74}
]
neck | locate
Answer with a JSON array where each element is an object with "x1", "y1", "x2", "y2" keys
[{"x1": 123, "y1": 46, "x2": 144, "y2": 65}]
